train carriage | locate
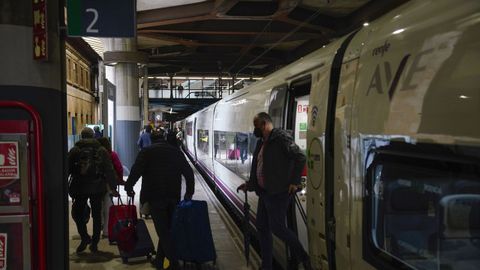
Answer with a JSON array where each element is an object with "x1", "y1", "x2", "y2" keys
[{"x1": 179, "y1": 0, "x2": 480, "y2": 269}]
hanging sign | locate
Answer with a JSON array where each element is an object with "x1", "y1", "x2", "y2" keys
[
  {"x1": 0, "y1": 233, "x2": 6, "y2": 270},
  {"x1": 67, "y1": 0, "x2": 136, "y2": 37},
  {"x1": 33, "y1": 0, "x2": 48, "y2": 60},
  {"x1": 0, "y1": 142, "x2": 19, "y2": 180}
]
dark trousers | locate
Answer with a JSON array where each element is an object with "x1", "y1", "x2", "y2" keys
[
  {"x1": 256, "y1": 191, "x2": 308, "y2": 269},
  {"x1": 239, "y1": 145, "x2": 248, "y2": 163},
  {"x1": 150, "y1": 199, "x2": 179, "y2": 267},
  {"x1": 72, "y1": 193, "x2": 103, "y2": 244}
]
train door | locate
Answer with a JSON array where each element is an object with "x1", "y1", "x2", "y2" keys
[
  {"x1": 193, "y1": 117, "x2": 198, "y2": 161},
  {"x1": 287, "y1": 76, "x2": 312, "y2": 268}
]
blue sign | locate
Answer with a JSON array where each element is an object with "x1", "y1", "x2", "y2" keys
[{"x1": 68, "y1": 0, "x2": 136, "y2": 37}]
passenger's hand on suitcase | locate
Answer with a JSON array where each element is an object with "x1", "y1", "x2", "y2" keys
[
  {"x1": 288, "y1": 184, "x2": 302, "y2": 195},
  {"x1": 236, "y1": 183, "x2": 247, "y2": 193},
  {"x1": 111, "y1": 189, "x2": 120, "y2": 197},
  {"x1": 126, "y1": 190, "x2": 135, "y2": 197}
]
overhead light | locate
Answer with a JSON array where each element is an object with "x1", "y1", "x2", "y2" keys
[
  {"x1": 393, "y1": 28, "x2": 405, "y2": 35},
  {"x1": 459, "y1": 95, "x2": 470, "y2": 99},
  {"x1": 363, "y1": 22, "x2": 369, "y2": 27}
]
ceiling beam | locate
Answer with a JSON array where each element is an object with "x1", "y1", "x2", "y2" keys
[
  {"x1": 276, "y1": 15, "x2": 335, "y2": 33},
  {"x1": 140, "y1": 32, "x2": 303, "y2": 48},
  {"x1": 138, "y1": 29, "x2": 320, "y2": 38},
  {"x1": 138, "y1": 2, "x2": 215, "y2": 29}
]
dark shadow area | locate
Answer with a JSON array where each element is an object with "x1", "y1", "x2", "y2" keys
[{"x1": 69, "y1": 250, "x2": 118, "y2": 264}]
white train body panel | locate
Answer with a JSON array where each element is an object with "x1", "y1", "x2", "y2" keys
[{"x1": 180, "y1": 1, "x2": 480, "y2": 269}]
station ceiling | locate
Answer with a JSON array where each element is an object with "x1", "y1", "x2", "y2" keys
[{"x1": 137, "y1": 0, "x2": 408, "y2": 78}]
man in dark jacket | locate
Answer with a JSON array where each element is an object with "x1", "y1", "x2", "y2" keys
[
  {"x1": 68, "y1": 127, "x2": 118, "y2": 253},
  {"x1": 237, "y1": 112, "x2": 311, "y2": 270},
  {"x1": 125, "y1": 131, "x2": 195, "y2": 270}
]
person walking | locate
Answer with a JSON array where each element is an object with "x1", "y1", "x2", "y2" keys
[
  {"x1": 237, "y1": 112, "x2": 312, "y2": 270},
  {"x1": 125, "y1": 131, "x2": 195, "y2": 270},
  {"x1": 137, "y1": 125, "x2": 152, "y2": 150},
  {"x1": 96, "y1": 137, "x2": 125, "y2": 238},
  {"x1": 68, "y1": 127, "x2": 118, "y2": 253},
  {"x1": 93, "y1": 126, "x2": 102, "y2": 138}
]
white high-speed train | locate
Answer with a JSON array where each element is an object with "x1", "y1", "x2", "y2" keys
[{"x1": 179, "y1": 0, "x2": 480, "y2": 269}]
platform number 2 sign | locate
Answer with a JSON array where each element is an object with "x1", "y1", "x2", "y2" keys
[
  {"x1": 67, "y1": 0, "x2": 135, "y2": 37},
  {"x1": 85, "y1": 8, "x2": 99, "y2": 33}
]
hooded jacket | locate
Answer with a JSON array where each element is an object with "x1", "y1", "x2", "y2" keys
[
  {"x1": 247, "y1": 128, "x2": 306, "y2": 195},
  {"x1": 68, "y1": 138, "x2": 117, "y2": 196}
]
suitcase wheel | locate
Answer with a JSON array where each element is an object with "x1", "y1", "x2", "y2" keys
[{"x1": 122, "y1": 257, "x2": 128, "y2": 264}]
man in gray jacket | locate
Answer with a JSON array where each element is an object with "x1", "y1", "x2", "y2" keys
[{"x1": 237, "y1": 112, "x2": 311, "y2": 270}]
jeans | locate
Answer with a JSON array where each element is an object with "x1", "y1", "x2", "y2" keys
[
  {"x1": 72, "y1": 193, "x2": 103, "y2": 244},
  {"x1": 256, "y1": 191, "x2": 308, "y2": 269},
  {"x1": 150, "y1": 199, "x2": 179, "y2": 267}
]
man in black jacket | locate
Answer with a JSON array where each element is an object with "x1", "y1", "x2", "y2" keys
[
  {"x1": 68, "y1": 127, "x2": 118, "y2": 253},
  {"x1": 125, "y1": 131, "x2": 194, "y2": 270},
  {"x1": 237, "y1": 112, "x2": 311, "y2": 270}
]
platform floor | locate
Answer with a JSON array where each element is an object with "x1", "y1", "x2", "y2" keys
[{"x1": 69, "y1": 161, "x2": 260, "y2": 270}]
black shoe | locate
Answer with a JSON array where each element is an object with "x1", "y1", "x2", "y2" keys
[
  {"x1": 89, "y1": 242, "x2": 98, "y2": 253},
  {"x1": 76, "y1": 239, "x2": 91, "y2": 253}
]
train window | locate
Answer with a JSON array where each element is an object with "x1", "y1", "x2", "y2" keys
[
  {"x1": 197, "y1": 129, "x2": 209, "y2": 156},
  {"x1": 186, "y1": 122, "x2": 192, "y2": 136},
  {"x1": 268, "y1": 84, "x2": 287, "y2": 128},
  {"x1": 214, "y1": 131, "x2": 258, "y2": 180},
  {"x1": 364, "y1": 143, "x2": 480, "y2": 270}
]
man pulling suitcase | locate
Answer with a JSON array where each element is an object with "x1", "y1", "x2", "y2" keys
[{"x1": 125, "y1": 130, "x2": 195, "y2": 270}]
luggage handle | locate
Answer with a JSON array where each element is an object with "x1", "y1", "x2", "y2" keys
[
  {"x1": 127, "y1": 195, "x2": 134, "y2": 205},
  {"x1": 179, "y1": 200, "x2": 193, "y2": 207}
]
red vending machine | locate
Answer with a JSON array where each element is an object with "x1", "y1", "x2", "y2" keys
[{"x1": 0, "y1": 101, "x2": 45, "y2": 270}]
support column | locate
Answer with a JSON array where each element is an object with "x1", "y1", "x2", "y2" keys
[
  {"x1": 0, "y1": 0, "x2": 67, "y2": 268},
  {"x1": 98, "y1": 60, "x2": 109, "y2": 137},
  {"x1": 142, "y1": 66, "x2": 149, "y2": 126},
  {"x1": 103, "y1": 38, "x2": 148, "y2": 168}
]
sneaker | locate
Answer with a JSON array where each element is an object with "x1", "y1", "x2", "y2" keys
[
  {"x1": 76, "y1": 239, "x2": 91, "y2": 253},
  {"x1": 89, "y1": 242, "x2": 98, "y2": 253}
]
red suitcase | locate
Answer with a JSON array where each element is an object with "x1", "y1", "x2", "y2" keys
[
  {"x1": 108, "y1": 197, "x2": 137, "y2": 244},
  {"x1": 228, "y1": 148, "x2": 240, "y2": 160}
]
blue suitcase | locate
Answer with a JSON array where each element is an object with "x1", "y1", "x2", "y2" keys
[{"x1": 172, "y1": 200, "x2": 217, "y2": 264}]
